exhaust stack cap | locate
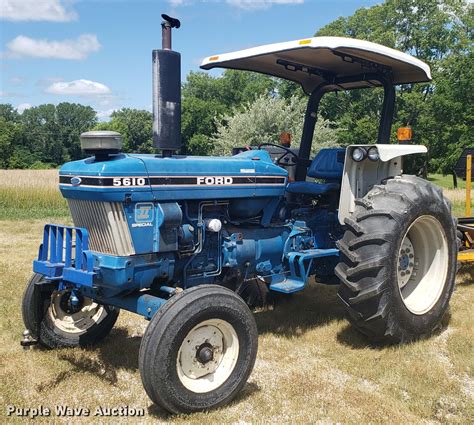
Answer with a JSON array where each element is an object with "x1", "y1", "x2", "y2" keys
[{"x1": 80, "y1": 131, "x2": 123, "y2": 154}]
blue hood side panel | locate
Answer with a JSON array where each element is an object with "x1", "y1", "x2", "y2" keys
[{"x1": 59, "y1": 151, "x2": 288, "y2": 202}]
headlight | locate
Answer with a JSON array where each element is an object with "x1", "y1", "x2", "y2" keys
[
  {"x1": 352, "y1": 147, "x2": 366, "y2": 162},
  {"x1": 367, "y1": 146, "x2": 380, "y2": 161}
]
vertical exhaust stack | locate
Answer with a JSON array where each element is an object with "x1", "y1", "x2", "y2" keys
[{"x1": 153, "y1": 14, "x2": 181, "y2": 157}]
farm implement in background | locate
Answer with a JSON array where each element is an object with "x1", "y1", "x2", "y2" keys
[{"x1": 457, "y1": 153, "x2": 474, "y2": 262}]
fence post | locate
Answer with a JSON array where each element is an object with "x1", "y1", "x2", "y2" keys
[{"x1": 466, "y1": 154, "x2": 472, "y2": 217}]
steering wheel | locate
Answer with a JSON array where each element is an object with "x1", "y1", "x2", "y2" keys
[{"x1": 258, "y1": 143, "x2": 299, "y2": 167}]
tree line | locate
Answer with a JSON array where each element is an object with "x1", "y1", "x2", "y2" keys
[{"x1": 0, "y1": 0, "x2": 472, "y2": 174}]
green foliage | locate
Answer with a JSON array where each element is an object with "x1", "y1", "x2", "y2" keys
[
  {"x1": 0, "y1": 0, "x2": 471, "y2": 171},
  {"x1": 0, "y1": 104, "x2": 20, "y2": 122},
  {"x1": 7, "y1": 147, "x2": 36, "y2": 169},
  {"x1": 182, "y1": 70, "x2": 277, "y2": 154},
  {"x1": 29, "y1": 161, "x2": 55, "y2": 170},
  {"x1": 55, "y1": 102, "x2": 97, "y2": 161},
  {"x1": 316, "y1": 0, "x2": 473, "y2": 173},
  {"x1": 0, "y1": 102, "x2": 96, "y2": 169},
  {"x1": 187, "y1": 134, "x2": 213, "y2": 156},
  {"x1": 212, "y1": 95, "x2": 339, "y2": 156},
  {"x1": 427, "y1": 50, "x2": 474, "y2": 173},
  {"x1": 95, "y1": 109, "x2": 153, "y2": 153},
  {"x1": 0, "y1": 116, "x2": 22, "y2": 168}
]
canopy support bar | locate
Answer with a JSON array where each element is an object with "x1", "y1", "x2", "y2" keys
[
  {"x1": 296, "y1": 71, "x2": 395, "y2": 181},
  {"x1": 377, "y1": 74, "x2": 395, "y2": 144},
  {"x1": 296, "y1": 85, "x2": 329, "y2": 182}
]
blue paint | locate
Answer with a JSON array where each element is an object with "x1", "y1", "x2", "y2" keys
[
  {"x1": 59, "y1": 150, "x2": 287, "y2": 203},
  {"x1": 33, "y1": 148, "x2": 346, "y2": 319}
]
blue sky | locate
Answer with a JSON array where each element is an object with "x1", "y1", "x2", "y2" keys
[{"x1": 1, "y1": 0, "x2": 380, "y2": 119}]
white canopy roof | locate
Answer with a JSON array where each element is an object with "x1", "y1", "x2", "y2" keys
[{"x1": 201, "y1": 37, "x2": 431, "y2": 93}]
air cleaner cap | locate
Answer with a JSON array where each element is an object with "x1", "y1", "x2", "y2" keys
[{"x1": 80, "y1": 131, "x2": 123, "y2": 154}]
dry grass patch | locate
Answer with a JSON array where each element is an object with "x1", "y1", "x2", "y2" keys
[
  {"x1": 443, "y1": 188, "x2": 473, "y2": 218},
  {"x1": 0, "y1": 170, "x2": 471, "y2": 219},
  {"x1": 0, "y1": 170, "x2": 67, "y2": 219},
  {"x1": 0, "y1": 220, "x2": 472, "y2": 423}
]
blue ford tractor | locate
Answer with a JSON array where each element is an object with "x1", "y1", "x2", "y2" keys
[{"x1": 22, "y1": 16, "x2": 457, "y2": 413}]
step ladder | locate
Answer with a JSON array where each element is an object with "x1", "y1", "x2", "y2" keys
[{"x1": 269, "y1": 248, "x2": 339, "y2": 294}]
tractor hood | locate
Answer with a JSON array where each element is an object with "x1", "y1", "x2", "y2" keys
[
  {"x1": 59, "y1": 149, "x2": 287, "y2": 203},
  {"x1": 201, "y1": 36, "x2": 431, "y2": 94}
]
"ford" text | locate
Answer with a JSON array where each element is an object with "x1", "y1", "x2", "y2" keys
[{"x1": 197, "y1": 177, "x2": 233, "y2": 185}]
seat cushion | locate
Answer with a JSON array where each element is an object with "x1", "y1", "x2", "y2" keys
[{"x1": 286, "y1": 181, "x2": 340, "y2": 196}]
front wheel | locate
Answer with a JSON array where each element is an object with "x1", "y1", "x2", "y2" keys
[
  {"x1": 138, "y1": 285, "x2": 258, "y2": 414},
  {"x1": 335, "y1": 175, "x2": 457, "y2": 343},
  {"x1": 22, "y1": 273, "x2": 119, "y2": 348}
]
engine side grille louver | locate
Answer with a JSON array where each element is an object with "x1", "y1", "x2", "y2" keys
[{"x1": 67, "y1": 199, "x2": 135, "y2": 256}]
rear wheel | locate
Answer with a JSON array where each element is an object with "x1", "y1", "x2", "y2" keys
[
  {"x1": 335, "y1": 175, "x2": 457, "y2": 343},
  {"x1": 220, "y1": 277, "x2": 272, "y2": 309},
  {"x1": 139, "y1": 285, "x2": 258, "y2": 413},
  {"x1": 22, "y1": 273, "x2": 119, "y2": 348}
]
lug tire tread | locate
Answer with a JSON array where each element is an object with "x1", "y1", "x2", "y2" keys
[{"x1": 336, "y1": 175, "x2": 457, "y2": 343}]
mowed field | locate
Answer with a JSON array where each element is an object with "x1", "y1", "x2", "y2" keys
[{"x1": 0, "y1": 170, "x2": 473, "y2": 423}]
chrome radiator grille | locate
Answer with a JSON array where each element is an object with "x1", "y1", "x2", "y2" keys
[{"x1": 67, "y1": 199, "x2": 135, "y2": 256}]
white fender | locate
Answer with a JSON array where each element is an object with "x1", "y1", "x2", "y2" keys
[{"x1": 338, "y1": 144, "x2": 427, "y2": 224}]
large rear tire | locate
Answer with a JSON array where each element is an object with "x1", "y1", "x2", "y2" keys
[
  {"x1": 335, "y1": 175, "x2": 457, "y2": 343},
  {"x1": 139, "y1": 285, "x2": 258, "y2": 414}
]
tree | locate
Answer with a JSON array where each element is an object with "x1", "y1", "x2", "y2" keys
[
  {"x1": 212, "y1": 95, "x2": 339, "y2": 156},
  {"x1": 0, "y1": 117, "x2": 22, "y2": 168},
  {"x1": 20, "y1": 104, "x2": 62, "y2": 165},
  {"x1": 425, "y1": 50, "x2": 474, "y2": 173},
  {"x1": 315, "y1": 0, "x2": 473, "y2": 173},
  {"x1": 0, "y1": 104, "x2": 20, "y2": 122},
  {"x1": 56, "y1": 103, "x2": 96, "y2": 161},
  {"x1": 18, "y1": 103, "x2": 96, "y2": 166},
  {"x1": 95, "y1": 109, "x2": 153, "y2": 153},
  {"x1": 182, "y1": 70, "x2": 277, "y2": 155}
]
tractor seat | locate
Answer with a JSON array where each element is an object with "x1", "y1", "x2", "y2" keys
[{"x1": 286, "y1": 148, "x2": 345, "y2": 196}]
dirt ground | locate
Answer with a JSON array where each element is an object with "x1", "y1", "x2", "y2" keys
[{"x1": 0, "y1": 220, "x2": 473, "y2": 424}]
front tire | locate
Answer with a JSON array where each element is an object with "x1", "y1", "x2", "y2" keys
[
  {"x1": 335, "y1": 175, "x2": 457, "y2": 343},
  {"x1": 22, "y1": 273, "x2": 119, "y2": 348},
  {"x1": 139, "y1": 285, "x2": 258, "y2": 414}
]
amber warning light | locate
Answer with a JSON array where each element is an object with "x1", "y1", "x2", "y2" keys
[{"x1": 397, "y1": 127, "x2": 412, "y2": 143}]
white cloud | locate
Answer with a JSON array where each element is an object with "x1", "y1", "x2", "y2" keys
[
  {"x1": 0, "y1": 0, "x2": 77, "y2": 22},
  {"x1": 226, "y1": 0, "x2": 303, "y2": 9},
  {"x1": 96, "y1": 108, "x2": 118, "y2": 121},
  {"x1": 36, "y1": 77, "x2": 64, "y2": 87},
  {"x1": 6, "y1": 34, "x2": 101, "y2": 60},
  {"x1": 168, "y1": 0, "x2": 303, "y2": 9},
  {"x1": 45, "y1": 79, "x2": 111, "y2": 96},
  {"x1": 9, "y1": 76, "x2": 24, "y2": 85},
  {"x1": 16, "y1": 103, "x2": 32, "y2": 113}
]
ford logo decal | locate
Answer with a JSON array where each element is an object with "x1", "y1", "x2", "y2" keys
[{"x1": 71, "y1": 177, "x2": 82, "y2": 186}]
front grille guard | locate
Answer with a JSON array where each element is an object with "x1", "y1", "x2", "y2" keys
[{"x1": 33, "y1": 224, "x2": 96, "y2": 287}]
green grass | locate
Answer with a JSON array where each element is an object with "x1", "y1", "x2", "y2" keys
[
  {"x1": 429, "y1": 173, "x2": 470, "y2": 190},
  {"x1": 0, "y1": 170, "x2": 472, "y2": 422},
  {"x1": 0, "y1": 220, "x2": 472, "y2": 423},
  {"x1": 0, "y1": 190, "x2": 69, "y2": 220},
  {"x1": 0, "y1": 170, "x2": 69, "y2": 220},
  {"x1": 428, "y1": 174, "x2": 472, "y2": 217}
]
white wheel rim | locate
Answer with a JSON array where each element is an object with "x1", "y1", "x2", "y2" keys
[
  {"x1": 176, "y1": 319, "x2": 239, "y2": 393},
  {"x1": 49, "y1": 291, "x2": 107, "y2": 334},
  {"x1": 397, "y1": 215, "x2": 449, "y2": 315}
]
